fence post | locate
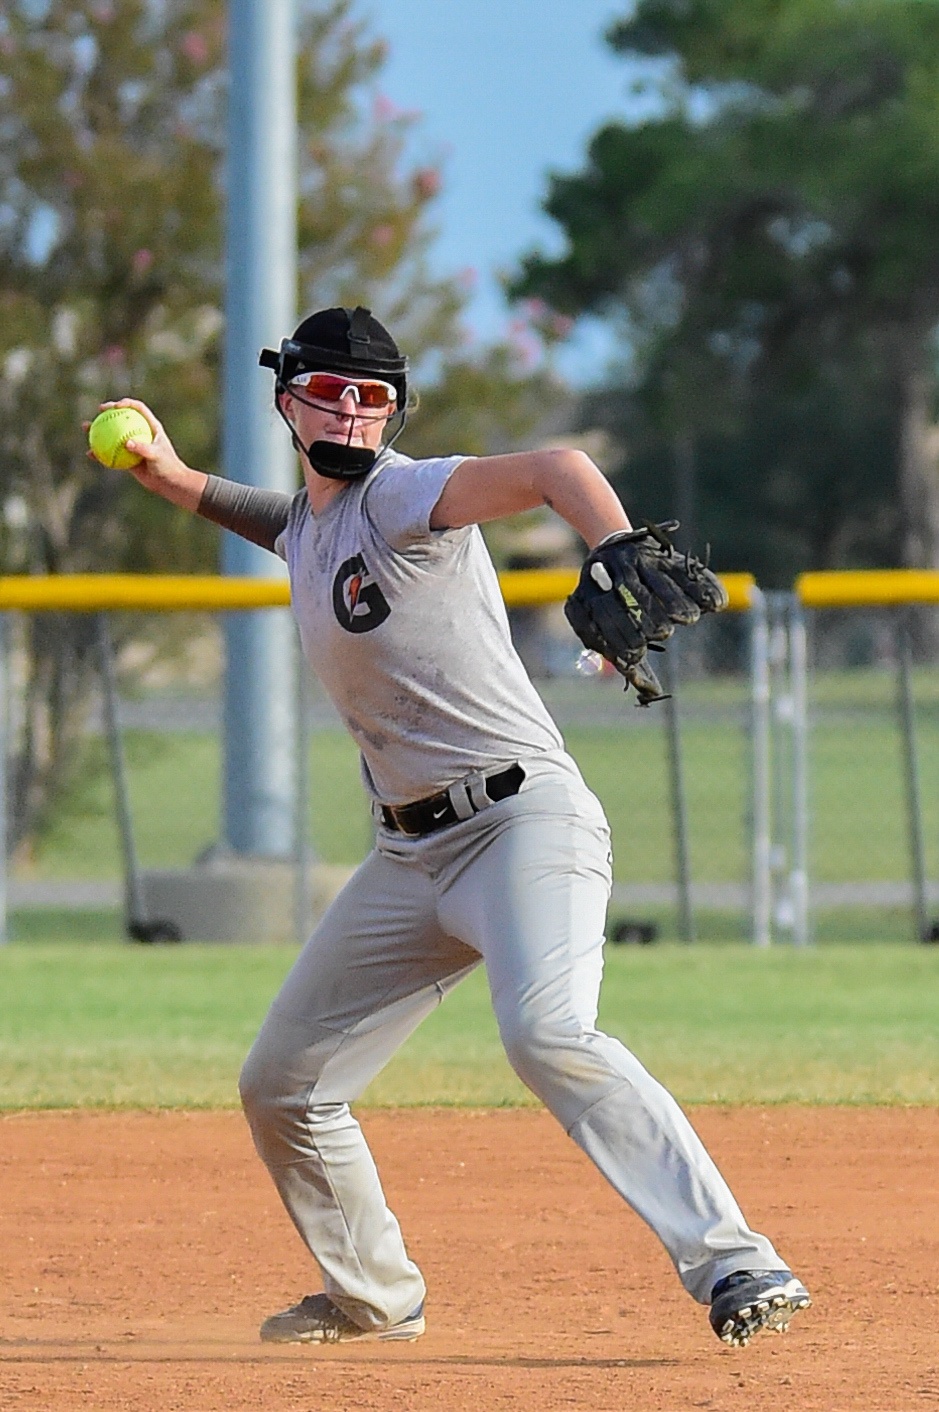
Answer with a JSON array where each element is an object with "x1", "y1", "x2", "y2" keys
[
  {"x1": 789, "y1": 596, "x2": 810, "y2": 946},
  {"x1": 768, "y1": 595, "x2": 791, "y2": 930},
  {"x1": 896, "y1": 608, "x2": 931, "y2": 942},
  {"x1": 661, "y1": 645, "x2": 695, "y2": 944},
  {"x1": 96, "y1": 614, "x2": 147, "y2": 934},
  {"x1": 749, "y1": 589, "x2": 772, "y2": 945},
  {"x1": 0, "y1": 614, "x2": 7, "y2": 945},
  {"x1": 293, "y1": 631, "x2": 313, "y2": 946}
]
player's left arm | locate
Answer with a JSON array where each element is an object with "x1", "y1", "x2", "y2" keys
[
  {"x1": 429, "y1": 448, "x2": 631, "y2": 548},
  {"x1": 431, "y1": 447, "x2": 727, "y2": 709}
]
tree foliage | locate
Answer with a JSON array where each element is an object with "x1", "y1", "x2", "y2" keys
[
  {"x1": 512, "y1": 0, "x2": 939, "y2": 581},
  {"x1": 0, "y1": 0, "x2": 551, "y2": 846}
]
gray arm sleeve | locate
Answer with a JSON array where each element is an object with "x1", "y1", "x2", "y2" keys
[{"x1": 197, "y1": 475, "x2": 293, "y2": 553}]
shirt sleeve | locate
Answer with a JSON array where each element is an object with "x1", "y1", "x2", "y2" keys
[
  {"x1": 363, "y1": 453, "x2": 471, "y2": 551},
  {"x1": 197, "y1": 475, "x2": 293, "y2": 553}
]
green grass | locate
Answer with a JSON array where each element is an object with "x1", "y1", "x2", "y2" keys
[
  {"x1": 22, "y1": 690, "x2": 939, "y2": 894},
  {"x1": 570, "y1": 723, "x2": 751, "y2": 884},
  {"x1": 1, "y1": 941, "x2": 936, "y2": 1109},
  {"x1": 30, "y1": 733, "x2": 223, "y2": 879},
  {"x1": 11, "y1": 663, "x2": 939, "y2": 951},
  {"x1": 17, "y1": 720, "x2": 932, "y2": 888},
  {"x1": 10, "y1": 907, "x2": 126, "y2": 944},
  {"x1": 25, "y1": 729, "x2": 373, "y2": 879}
]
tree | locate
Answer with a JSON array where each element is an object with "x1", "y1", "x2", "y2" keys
[
  {"x1": 0, "y1": 0, "x2": 552, "y2": 848},
  {"x1": 399, "y1": 343, "x2": 568, "y2": 462},
  {"x1": 511, "y1": 0, "x2": 939, "y2": 580}
]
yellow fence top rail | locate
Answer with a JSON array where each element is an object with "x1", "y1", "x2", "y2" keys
[
  {"x1": 0, "y1": 569, "x2": 757, "y2": 613},
  {"x1": 796, "y1": 569, "x2": 939, "y2": 608},
  {"x1": 499, "y1": 568, "x2": 754, "y2": 611},
  {"x1": 0, "y1": 575, "x2": 291, "y2": 612}
]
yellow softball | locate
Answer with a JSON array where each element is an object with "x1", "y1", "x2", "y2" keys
[{"x1": 88, "y1": 407, "x2": 154, "y2": 470}]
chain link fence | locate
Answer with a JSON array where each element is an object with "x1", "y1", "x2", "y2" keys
[
  {"x1": 1, "y1": 576, "x2": 938, "y2": 945},
  {"x1": 804, "y1": 603, "x2": 939, "y2": 944}
]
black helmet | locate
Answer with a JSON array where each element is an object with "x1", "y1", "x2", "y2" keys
[
  {"x1": 260, "y1": 306, "x2": 408, "y2": 412},
  {"x1": 259, "y1": 306, "x2": 409, "y2": 480}
]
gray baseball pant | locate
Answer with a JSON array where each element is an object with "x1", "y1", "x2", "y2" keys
[{"x1": 239, "y1": 753, "x2": 786, "y2": 1331}]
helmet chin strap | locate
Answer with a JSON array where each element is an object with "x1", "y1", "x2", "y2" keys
[{"x1": 275, "y1": 392, "x2": 408, "y2": 482}]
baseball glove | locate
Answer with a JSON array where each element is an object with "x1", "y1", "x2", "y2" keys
[{"x1": 564, "y1": 521, "x2": 729, "y2": 706}]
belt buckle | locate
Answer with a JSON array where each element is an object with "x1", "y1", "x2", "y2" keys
[{"x1": 463, "y1": 771, "x2": 491, "y2": 815}]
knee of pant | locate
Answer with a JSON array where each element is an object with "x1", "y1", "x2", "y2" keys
[
  {"x1": 238, "y1": 1043, "x2": 340, "y2": 1134},
  {"x1": 498, "y1": 1008, "x2": 578, "y2": 1088},
  {"x1": 238, "y1": 1042, "x2": 290, "y2": 1121}
]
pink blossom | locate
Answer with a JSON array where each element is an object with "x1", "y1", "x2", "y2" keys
[
  {"x1": 457, "y1": 266, "x2": 478, "y2": 292},
  {"x1": 412, "y1": 167, "x2": 441, "y2": 201},
  {"x1": 370, "y1": 224, "x2": 395, "y2": 248},
  {"x1": 181, "y1": 31, "x2": 209, "y2": 65},
  {"x1": 507, "y1": 322, "x2": 540, "y2": 369},
  {"x1": 132, "y1": 248, "x2": 154, "y2": 275},
  {"x1": 373, "y1": 93, "x2": 399, "y2": 124},
  {"x1": 103, "y1": 345, "x2": 125, "y2": 367},
  {"x1": 372, "y1": 92, "x2": 421, "y2": 124}
]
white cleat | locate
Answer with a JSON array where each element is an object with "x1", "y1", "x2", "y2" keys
[{"x1": 260, "y1": 1293, "x2": 425, "y2": 1344}]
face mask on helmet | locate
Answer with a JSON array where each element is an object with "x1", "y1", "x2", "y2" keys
[{"x1": 259, "y1": 306, "x2": 409, "y2": 480}]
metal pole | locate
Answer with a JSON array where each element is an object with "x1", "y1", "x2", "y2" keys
[
  {"x1": 749, "y1": 590, "x2": 772, "y2": 946},
  {"x1": 661, "y1": 645, "x2": 696, "y2": 943},
  {"x1": 0, "y1": 614, "x2": 8, "y2": 945},
  {"x1": 768, "y1": 594, "x2": 790, "y2": 921},
  {"x1": 96, "y1": 614, "x2": 147, "y2": 928},
  {"x1": 293, "y1": 631, "x2": 314, "y2": 945},
  {"x1": 97, "y1": 617, "x2": 181, "y2": 944},
  {"x1": 896, "y1": 609, "x2": 930, "y2": 942},
  {"x1": 222, "y1": 0, "x2": 298, "y2": 858},
  {"x1": 789, "y1": 596, "x2": 810, "y2": 946}
]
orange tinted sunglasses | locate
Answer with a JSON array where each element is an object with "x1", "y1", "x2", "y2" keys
[{"x1": 288, "y1": 371, "x2": 397, "y2": 410}]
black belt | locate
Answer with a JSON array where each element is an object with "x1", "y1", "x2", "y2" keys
[{"x1": 380, "y1": 763, "x2": 525, "y2": 837}]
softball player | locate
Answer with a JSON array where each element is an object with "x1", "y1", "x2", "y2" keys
[{"x1": 105, "y1": 306, "x2": 809, "y2": 1349}]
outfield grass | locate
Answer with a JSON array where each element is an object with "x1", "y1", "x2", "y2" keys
[
  {"x1": 1, "y1": 941, "x2": 935, "y2": 1109},
  {"x1": 10, "y1": 661, "x2": 939, "y2": 954},
  {"x1": 22, "y1": 711, "x2": 939, "y2": 886},
  {"x1": 26, "y1": 729, "x2": 370, "y2": 878}
]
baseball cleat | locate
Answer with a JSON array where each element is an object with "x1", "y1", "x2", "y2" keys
[
  {"x1": 708, "y1": 1270, "x2": 811, "y2": 1348},
  {"x1": 259, "y1": 1293, "x2": 425, "y2": 1344}
]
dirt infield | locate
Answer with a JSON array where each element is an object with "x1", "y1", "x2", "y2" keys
[{"x1": 0, "y1": 1108, "x2": 937, "y2": 1411}]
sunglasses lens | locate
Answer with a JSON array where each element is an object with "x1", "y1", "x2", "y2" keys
[
  {"x1": 357, "y1": 382, "x2": 395, "y2": 408},
  {"x1": 302, "y1": 373, "x2": 347, "y2": 400},
  {"x1": 290, "y1": 373, "x2": 396, "y2": 409}
]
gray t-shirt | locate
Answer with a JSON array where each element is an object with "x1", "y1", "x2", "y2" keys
[{"x1": 275, "y1": 449, "x2": 564, "y2": 804}]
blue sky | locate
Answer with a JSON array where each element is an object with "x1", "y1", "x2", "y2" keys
[{"x1": 353, "y1": 0, "x2": 637, "y2": 382}]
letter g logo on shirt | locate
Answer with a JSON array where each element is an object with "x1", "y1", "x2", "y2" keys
[{"x1": 332, "y1": 553, "x2": 391, "y2": 634}]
